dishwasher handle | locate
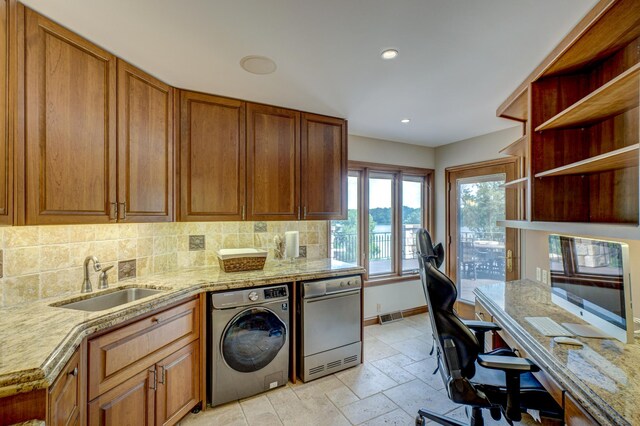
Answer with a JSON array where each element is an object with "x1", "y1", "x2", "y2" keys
[{"x1": 303, "y1": 288, "x2": 360, "y2": 303}]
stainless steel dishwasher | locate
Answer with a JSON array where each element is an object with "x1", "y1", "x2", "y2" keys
[{"x1": 298, "y1": 275, "x2": 362, "y2": 382}]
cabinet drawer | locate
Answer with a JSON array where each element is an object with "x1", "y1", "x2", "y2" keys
[
  {"x1": 565, "y1": 393, "x2": 598, "y2": 426},
  {"x1": 89, "y1": 299, "x2": 199, "y2": 400},
  {"x1": 48, "y1": 347, "x2": 81, "y2": 426}
]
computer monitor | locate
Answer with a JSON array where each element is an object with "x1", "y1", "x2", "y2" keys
[{"x1": 548, "y1": 234, "x2": 633, "y2": 343}]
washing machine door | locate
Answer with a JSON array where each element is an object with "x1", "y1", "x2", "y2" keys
[{"x1": 221, "y1": 307, "x2": 287, "y2": 373}]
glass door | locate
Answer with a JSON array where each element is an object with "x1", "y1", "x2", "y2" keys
[
  {"x1": 456, "y1": 174, "x2": 506, "y2": 302},
  {"x1": 446, "y1": 159, "x2": 520, "y2": 307}
]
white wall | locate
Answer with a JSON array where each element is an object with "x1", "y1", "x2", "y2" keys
[
  {"x1": 433, "y1": 125, "x2": 522, "y2": 247},
  {"x1": 349, "y1": 135, "x2": 435, "y2": 169},
  {"x1": 348, "y1": 134, "x2": 434, "y2": 318}
]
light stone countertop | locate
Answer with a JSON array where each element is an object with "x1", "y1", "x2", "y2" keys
[
  {"x1": 475, "y1": 280, "x2": 640, "y2": 426},
  {"x1": 0, "y1": 258, "x2": 364, "y2": 398}
]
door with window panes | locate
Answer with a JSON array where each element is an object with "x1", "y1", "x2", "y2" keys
[{"x1": 446, "y1": 159, "x2": 520, "y2": 305}]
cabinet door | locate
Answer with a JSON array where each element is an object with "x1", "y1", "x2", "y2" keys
[
  {"x1": 155, "y1": 341, "x2": 200, "y2": 426},
  {"x1": 88, "y1": 369, "x2": 155, "y2": 426},
  {"x1": 179, "y1": 91, "x2": 245, "y2": 221},
  {"x1": 48, "y1": 348, "x2": 81, "y2": 426},
  {"x1": 117, "y1": 60, "x2": 174, "y2": 222},
  {"x1": 0, "y1": 0, "x2": 13, "y2": 225},
  {"x1": 24, "y1": 9, "x2": 117, "y2": 224},
  {"x1": 246, "y1": 103, "x2": 300, "y2": 221},
  {"x1": 301, "y1": 113, "x2": 347, "y2": 220}
]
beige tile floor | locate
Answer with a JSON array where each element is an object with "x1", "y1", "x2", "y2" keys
[{"x1": 180, "y1": 314, "x2": 538, "y2": 426}]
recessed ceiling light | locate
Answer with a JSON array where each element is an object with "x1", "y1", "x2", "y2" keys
[
  {"x1": 401, "y1": 118, "x2": 411, "y2": 123},
  {"x1": 381, "y1": 49, "x2": 398, "y2": 60},
  {"x1": 240, "y1": 55, "x2": 277, "y2": 75}
]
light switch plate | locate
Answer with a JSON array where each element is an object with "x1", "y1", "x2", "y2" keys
[
  {"x1": 542, "y1": 269, "x2": 548, "y2": 284},
  {"x1": 536, "y1": 267, "x2": 541, "y2": 281}
]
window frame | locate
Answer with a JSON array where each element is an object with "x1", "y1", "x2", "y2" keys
[{"x1": 329, "y1": 161, "x2": 434, "y2": 286}]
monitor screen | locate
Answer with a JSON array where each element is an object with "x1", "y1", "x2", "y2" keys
[{"x1": 548, "y1": 235, "x2": 629, "y2": 330}]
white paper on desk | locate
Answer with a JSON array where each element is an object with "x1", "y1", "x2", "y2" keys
[{"x1": 527, "y1": 409, "x2": 541, "y2": 423}]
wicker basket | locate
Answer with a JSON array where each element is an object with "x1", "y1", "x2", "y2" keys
[{"x1": 217, "y1": 249, "x2": 268, "y2": 272}]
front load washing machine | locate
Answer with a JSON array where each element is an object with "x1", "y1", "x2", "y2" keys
[{"x1": 209, "y1": 284, "x2": 289, "y2": 406}]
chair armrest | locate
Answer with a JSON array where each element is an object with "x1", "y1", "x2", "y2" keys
[
  {"x1": 477, "y1": 354, "x2": 540, "y2": 373},
  {"x1": 463, "y1": 320, "x2": 501, "y2": 333},
  {"x1": 478, "y1": 354, "x2": 540, "y2": 423}
]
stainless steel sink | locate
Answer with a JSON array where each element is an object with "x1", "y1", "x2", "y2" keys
[{"x1": 54, "y1": 288, "x2": 164, "y2": 312}]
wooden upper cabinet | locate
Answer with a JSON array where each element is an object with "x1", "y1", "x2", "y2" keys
[
  {"x1": 0, "y1": 0, "x2": 14, "y2": 225},
  {"x1": 179, "y1": 91, "x2": 245, "y2": 221},
  {"x1": 301, "y1": 113, "x2": 347, "y2": 220},
  {"x1": 117, "y1": 60, "x2": 174, "y2": 222},
  {"x1": 246, "y1": 103, "x2": 300, "y2": 221},
  {"x1": 24, "y1": 9, "x2": 117, "y2": 224}
]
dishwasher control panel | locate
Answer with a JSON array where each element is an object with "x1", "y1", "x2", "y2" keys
[{"x1": 302, "y1": 275, "x2": 362, "y2": 298}]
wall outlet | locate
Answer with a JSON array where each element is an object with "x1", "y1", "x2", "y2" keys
[
  {"x1": 536, "y1": 267, "x2": 541, "y2": 282},
  {"x1": 542, "y1": 269, "x2": 548, "y2": 284},
  {"x1": 376, "y1": 303, "x2": 382, "y2": 313}
]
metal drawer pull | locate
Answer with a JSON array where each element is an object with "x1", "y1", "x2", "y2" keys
[
  {"x1": 110, "y1": 202, "x2": 118, "y2": 220},
  {"x1": 68, "y1": 367, "x2": 78, "y2": 377},
  {"x1": 151, "y1": 317, "x2": 161, "y2": 324}
]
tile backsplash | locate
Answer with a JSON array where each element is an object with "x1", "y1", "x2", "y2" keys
[{"x1": 0, "y1": 221, "x2": 328, "y2": 307}]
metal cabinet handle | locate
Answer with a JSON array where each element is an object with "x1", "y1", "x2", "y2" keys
[
  {"x1": 149, "y1": 368, "x2": 157, "y2": 390},
  {"x1": 241, "y1": 205, "x2": 246, "y2": 221},
  {"x1": 158, "y1": 366, "x2": 165, "y2": 384},
  {"x1": 119, "y1": 202, "x2": 127, "y2": 220},
  {"x1": 506, "y1": 249, "x2": 513, "y2": 273},
  {"x1": 297, "y1": 206, "x2": 301, "y2": 220},
  {"x1": 68, "y1": 367, "x2": 78, "y2": 377},
  {"x1": 303, "y1": 206, "x2": 307, "y2": 219},
  {"x1": 110, "y1": 202, "x2": 118, "y2": 220},
  {"x1": 151, "y1": 317, "x2": 161, "y2": 324}
]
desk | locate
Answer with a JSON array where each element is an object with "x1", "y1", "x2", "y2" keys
[{"x1": 475, "y1": 280, "x2": 640, "y2": 426}]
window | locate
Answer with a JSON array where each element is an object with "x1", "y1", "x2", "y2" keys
[
  {"x1": 330, "y1": 173, "x2": 360, "y2": 264},
  {"x1": 330, "y1": 162, "x2": 433, "y2": 283}
]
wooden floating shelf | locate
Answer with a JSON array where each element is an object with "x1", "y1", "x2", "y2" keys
[
  {"x1": 497, "y1": 87, "x2": 528, "y2": 121},
  {"x1": 499, "y1": 135, "x2": 527, "y2": 157},
  {"x1": 534, "y1": 144, "x2": 639, "y2": 178},
  {"x1": 541, "y1": 0, "x2": 640, "y2": 78},
  {"x1": 535, "y1": 63, "x2": 640, "y2": 131},
  {"x1": 501, "y1": 177, "x2": 528, "y2": 189}
]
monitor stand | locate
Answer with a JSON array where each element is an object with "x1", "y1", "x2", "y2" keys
[{"x1": 562, "y1": 323, "x2": 611, "y2": 339}]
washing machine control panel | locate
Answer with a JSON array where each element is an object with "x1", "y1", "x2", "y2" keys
[{"x1": 263, "y1": 286, "x2": 288, "y2": 300}]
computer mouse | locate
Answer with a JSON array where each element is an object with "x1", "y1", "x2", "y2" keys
[{"x1": 553, "y1": 336, "x2": 584, "y2": 347}]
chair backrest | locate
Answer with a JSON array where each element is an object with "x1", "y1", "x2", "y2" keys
[{"x1": 416, "y1": 229, "x2": 480, "y2": 381}]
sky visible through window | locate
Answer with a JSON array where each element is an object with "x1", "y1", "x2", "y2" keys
[{"x1": 365, "y1": 179, "x2": 421, "y2": 208}]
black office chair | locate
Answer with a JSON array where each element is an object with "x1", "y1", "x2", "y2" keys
[{"x1": 415, "y1": 229, "x2": 562, "y2": 426}]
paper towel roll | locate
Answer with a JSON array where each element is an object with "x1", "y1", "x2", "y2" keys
[{"x1": 285, "y1": 231, "x2": 299, "y2": 259}]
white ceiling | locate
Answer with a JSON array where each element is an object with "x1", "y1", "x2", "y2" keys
[{"x1": 21, "y1": 0, "x2": 597, "y2": 147}]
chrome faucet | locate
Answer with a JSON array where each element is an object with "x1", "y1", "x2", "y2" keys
[{"x1": 82, "y1": 256, "x2": 102, "y2": 293}]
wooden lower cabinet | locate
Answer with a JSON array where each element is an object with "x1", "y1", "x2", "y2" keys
[
  {"x1": 87, "y1": 298, "x2": 202, "y2": 426},
  {"x1": 88, "y1": 368, "x2": 155, "y2": 426},
  {"x1": 48, "y1": 347, "x2": 82, "y2": 426},
  {"x1": 565, "y1": 393, "x2": 597, "y2": 426},
  {"x1": 88, "y1": 341, "x2": 199, "y2": 426},
  {"x1": 156, "y1": 341, "x2": 200, "y2": 426}
]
